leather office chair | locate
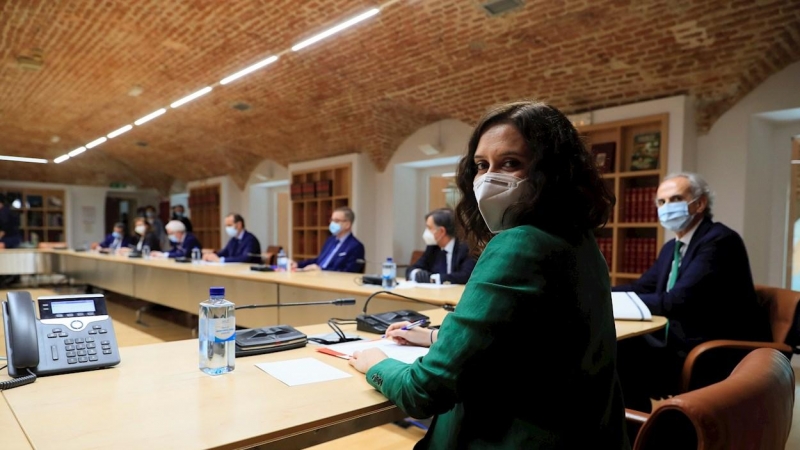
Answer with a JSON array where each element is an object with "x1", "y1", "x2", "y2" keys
[
  {"x1": 626, "y1": 348, "x2": 795, "y2": 450},
  {"x1": 263, "y1": 245, "x2": 282, "y2": 266},
  {"x1": 680, "y1": 284, "x2": 800, "y2": 392}
]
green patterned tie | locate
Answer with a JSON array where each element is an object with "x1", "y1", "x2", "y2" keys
[{"x1": 667, "y1": 240, "x2": 684, "y2": 292}]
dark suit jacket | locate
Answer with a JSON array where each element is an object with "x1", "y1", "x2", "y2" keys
[
  {"x1": 216, "y1": 230, "x2": 261, "y2": 263},
  {"x1": 166, "y1": 233, "x2": 202, "y2": 258},
  {"x1": 99, "y1": 234, "x2": 131, "y2": 250},
  {"x1": 0, "y1": 207, "x2": 21, "y2": 248},
  {"x1": 367, "y1": 226, "x2": 627, "y2": 448},
  {"x1": 298, "y1": 234, "x2": 365, "y2": 273},
  {"x1": 132, "y1": 233, "x2": 161, "y2": 252},
  {"x1": 405, "y1": 238, "x2": 476, "y2": 284},
  {"x1": 613, "y1": 217, "x2": 770, "y2": 353}
]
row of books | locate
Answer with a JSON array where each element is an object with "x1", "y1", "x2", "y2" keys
[
  {"x1": 621, "y1": 238, "x2": 658, "y2": 274},
  {"x1": 596, "y1": 237, "x2": 613, "y2": 269},
  {"x1": 290, "y1": 180, "x2": 333, "y2": 200},
  {"x1": 622, "y1": 187, "x2": 658, "y2": 223}
]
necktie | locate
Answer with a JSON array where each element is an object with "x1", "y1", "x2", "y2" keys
[
  {"x1": 444, "y1": 249, "x2": 450, "y2": 274},
  {"x1": 230, "y1": 238, "x2": 239, "y2": 257},
  {"x1": 667, "y1": 240, "x2": 684, "y2": 292},
  {"x1": 320, "y1": 240, "x2": 339, "y2": 269}
]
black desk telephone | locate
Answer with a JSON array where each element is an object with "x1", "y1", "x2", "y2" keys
[{"x1": 1, "y1": 292, "x2": 121, "y2": 390}]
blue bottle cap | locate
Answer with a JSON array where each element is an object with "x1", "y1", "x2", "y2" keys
[{"x1": 209, "y1": 286, "x2": 225, "y2": 296}]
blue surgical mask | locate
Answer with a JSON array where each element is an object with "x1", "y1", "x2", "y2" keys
[
  {"x1": 658, "y1": 199, "x2": 697, "y2": 232},
  {"x1": 329, "y1": 221, "x2": 341, "y2": 235},
  {"x1": 168, "y1": 234, "x2": 179, "y2": 243},
  {"x1": 112, "y1": 231, "x2": 122, "y2": 239},
  {"x1": 225, "y1": 226, "x2": 238, "y2": 237}
]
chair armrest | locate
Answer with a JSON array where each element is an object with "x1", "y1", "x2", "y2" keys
[
  {"x1": 625, "y1": 408, "x2": 650, "y2": 424},
  {"x1": 681, "y1": 339, "x2": 792, "y2": 392}
]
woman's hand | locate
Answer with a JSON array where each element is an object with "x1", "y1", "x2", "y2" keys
[
  {"x1": 385, "y1": 322, "x2": 435, "y2": 348},
  {"x1": 348, "y1": 348, "x2": 388, "y2": 373}
]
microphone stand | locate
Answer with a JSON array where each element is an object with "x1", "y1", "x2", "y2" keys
[{"x1": 233, "y1": 298, "x2": 356, "y2": 357}]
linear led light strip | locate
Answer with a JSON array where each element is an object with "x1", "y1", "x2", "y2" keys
[{"x1": 53, "y1": 7, "x2": 382, "y2": 164}]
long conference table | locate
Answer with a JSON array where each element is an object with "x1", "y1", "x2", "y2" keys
[{"x1": 1, "y1": 249, "x2": 667, "y2": 449}]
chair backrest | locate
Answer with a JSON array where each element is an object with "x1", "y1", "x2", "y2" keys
[
  {"x1": 264, "y1": 245, "x2": 282, "y2": 266},
  {"x1": 755, "y1": 284, "x2": 800, "y2": 346},
  {"x1": 634, "y1": 348, "x2": 795, "y2": 450},
  {"x1": 409, "y1": 250, "x2": 425, "y2": 267}
]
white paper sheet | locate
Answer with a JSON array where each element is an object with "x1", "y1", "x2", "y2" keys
[
  {"x1": 255, "y1": 357, "x2": 352, "y2": 386},
  {"x1": 322, "y1": 338, "x2": 429, "y2": 364},
  {"x1": 611, "y1": 292, "x2": 652, "y2": 321},
  {"x1": 394, "y1": 281, "x2": 457, "y2": 290}
]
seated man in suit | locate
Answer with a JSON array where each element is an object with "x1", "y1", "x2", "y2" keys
[
  {"x1": 291, "y1": 206, "x2": 364, "y2": 273},
  {"x1": 91, "y1": 222, "x2": 130, "y2": 252},
  {"x1": 0, "y1": 194, "x2": 22, "y2": 250},
  {"x1": 613, "y1": 172, "x2": 770, "y2": 412},
  {"x1": 406, "y1": 208, "x2": 475, "y2": 284},
  {"x1": 152, "y1": 220, "x2": 201, "y2": 259},
  {"x1": 171, "y1": 204, "x2": 193, "y2": 233},
  {"x1": 203, "y1": 213, "x2": 261, "y2": 263}
]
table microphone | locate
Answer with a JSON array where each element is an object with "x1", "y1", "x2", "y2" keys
[{"x1": 233, "y1": 298, "x2": 356, "y2": 357}]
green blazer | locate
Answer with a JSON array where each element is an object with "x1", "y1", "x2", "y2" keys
[{"x1": 366, "y1": 225, "x2": 628, "y2": 449}]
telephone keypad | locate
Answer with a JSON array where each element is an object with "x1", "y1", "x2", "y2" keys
[
  {"x1": 66, "y1": 351, "x2": 76, "y2": 357},
  {"x1": 65, "y1": 345, "x2": 75, "y2": 351},
  {"x1": 42, "y1": 320, "x2": 118, "y2": 370},
  {"x1": 77, "y1": 350, "x2": 87, "y2": 356},
  {"x1": 76, "y1": 344, "x2": 85, "y2": 350},
  {"x1": 78, "y1": 357, "x2": 88, "y2": 363}
]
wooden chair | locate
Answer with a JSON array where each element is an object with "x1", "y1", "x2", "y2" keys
[
  {"x1": 626, "y1": 348, "x2": 795, "y2": 450},
  {"x1": 680, "y1": 284, "x2": 800, "y2": 392},
  {"x1": 262, "y1": 245, "x2": 283, "y2": 266}
]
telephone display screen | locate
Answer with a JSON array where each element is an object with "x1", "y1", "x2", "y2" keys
[{"x1": 50, "y1": 299, "x2": 96, "y2": 314}]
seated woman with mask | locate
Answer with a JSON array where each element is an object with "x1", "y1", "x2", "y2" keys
[{"x1": 348, "y1": 101, "x2": 627, "y2": 448}]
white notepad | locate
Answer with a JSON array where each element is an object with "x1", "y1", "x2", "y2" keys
[
  {"x1": 255, "y1": 357, "x2": 352, "y2": 386},
  {"x1": 611, "y1": 292, "x2": 652, "y2": 321}
]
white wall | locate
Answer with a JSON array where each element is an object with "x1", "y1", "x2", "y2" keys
[
  {"x1": 375, "y1": 119, "x2": 473, "y2": 273},
  {"x1": 698, "y1": 61, "x2": 800, "y2": 285},
  {"x1": 0, "y1": 180, "x2": 160, "y2": 248}
]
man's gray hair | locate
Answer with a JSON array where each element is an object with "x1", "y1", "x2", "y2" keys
[
  {"x1": 663, "y1": 172, "x2": 714, "y2": 219},
  {"x1": 165, "y1": 220, "x2": 186, "y2": 233}
]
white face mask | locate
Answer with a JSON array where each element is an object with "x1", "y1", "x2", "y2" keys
[
  {"x1": 134, "y1": 225, "x2": 146, "y2": 236},
  {"x1": 225, "y1": 226, "x2": 238, "y2": 237},
  {"x1": 473, "y1": 173, "x2": 527, "y2": 233},
  {"x1": 422, "y1": 228, "x2": 438, "y2": 246}
]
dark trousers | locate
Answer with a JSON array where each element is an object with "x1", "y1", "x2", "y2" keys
[{"x1": 616, "y1": 335, "x2": 685, "y2": 412}]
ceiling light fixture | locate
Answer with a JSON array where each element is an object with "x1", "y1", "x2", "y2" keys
[
  {"x1": 0, "y1": 155, "x2": 48, "y2": 164},
  {"x1": 170, "y1": 87, "x2": 213, "y2": 108},
  {"x1": 85, "y1": 137, "x2": 107, "y2": 149},
  {"x1": 134, "y1": 108, "x2": 167, "y2": 126},
  {"x1": 68, "y1": 146, "x2": 87, "y2": 157},
  {"x1": 219, "y1": 56, "x2": 279, "y2": 85},
  {"x1": 107, "y1": 125, "x2": 133, "y2": 139},
  {"x1": 292, "y1": 8, "x2": 380, "y2": 52},
  {"x1": 54, "y1": 155, "x2": 70, "y2": 164}
]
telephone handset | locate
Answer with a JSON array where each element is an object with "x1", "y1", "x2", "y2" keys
[{"x1": 2, "y1": 292, "x2": 121, "y2": 390}]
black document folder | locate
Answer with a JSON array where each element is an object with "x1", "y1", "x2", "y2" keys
[{"x1": 235, "y1": 325, "x2": 308, "y2": 357}]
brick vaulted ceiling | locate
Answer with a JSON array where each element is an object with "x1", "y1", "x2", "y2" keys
[{"x1": 1, "y1": 1, "x2": 799, "y2": 193}]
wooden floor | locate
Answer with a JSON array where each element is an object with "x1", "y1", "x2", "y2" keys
[{"x1": 1, "y1": 286, "x2": 799, "y2": 449}]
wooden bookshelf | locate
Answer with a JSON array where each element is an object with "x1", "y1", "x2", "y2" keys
[
  {"x1": 188, "y1": 185, "x2": 221, "y2": 250},
  {"x1": 579, "y1": 114, "x2": 669, "y2": 286},
  {"x1": 290, "y1": 164, "x2": 351, "y2": 261},
  {"x1": 0, "y1": 187, "x2": 65, "y2": 245}
]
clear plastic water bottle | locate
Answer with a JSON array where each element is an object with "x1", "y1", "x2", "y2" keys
[
  {"x1": 382, "y1": 257, "x2": 396, "y2": 289},
  {"x1": 142, "y1": 244, "x2": 151, "y2": 259},
  {"x1": 191, "y1": 247, "x2": 202, "y2": 264},
  {"x1": 277, "y1": 249, "x2": 289, "y2": 271},
  {"x1": 199, "y1": 286, "x2": 235, "y2": 375}
]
